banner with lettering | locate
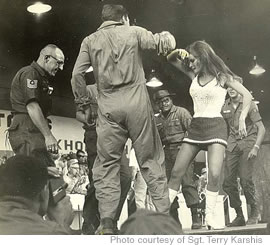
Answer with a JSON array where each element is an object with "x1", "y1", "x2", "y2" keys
[{"x1": 0, "y1": 109, "x2": 85, "y2": 156}]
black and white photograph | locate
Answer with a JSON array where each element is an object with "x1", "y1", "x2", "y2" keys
[{"x1": 0, "y1": 0, "x2": 270, "y2": 240}]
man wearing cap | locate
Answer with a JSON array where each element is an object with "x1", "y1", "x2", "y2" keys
[
  {"x1": 71, "y1": 4, "x2": 176, "y2": 234},
  {"x1": 154, "y1": 89, "x2": 202, "y2": 229},
  {"x1": 8, "y1": 44, "x2": 64, "y2": 165},
  {"x1": 64, "y1": 158, "x2": 89, "y2": 195},
  {"x1": 222, "y1": 87, "x2": 265, "y2": 227}
]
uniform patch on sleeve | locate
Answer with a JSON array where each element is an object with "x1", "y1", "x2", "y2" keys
[{"x1": 27, "y1": 79, "x2": 38, "y2": 89}]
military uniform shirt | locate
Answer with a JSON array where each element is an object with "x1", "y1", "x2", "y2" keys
[
  {"x1": 155, "y1": 105, "x2": 192, "y2": 145},
  {"x1": 222, "y1": 99, "x2": 262, "y2": 152},
  {"x1": 10, "y1": 61, "x2": 52, "y2": 117}
]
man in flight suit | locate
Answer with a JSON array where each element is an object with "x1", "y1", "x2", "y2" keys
[
  {"x1": 9, "y1": 44, "x2": 64, "y2": 166},
  {"x1": 222, "y1": 87, "x2": 265, "y2": 226},
  {"x1": 154, "y1": 89, "x2": 202, "y2": 229},
  {"x1": 76, "y1": 84, "x2": 132, "y2": 234},
  {"x1": 71, "y1": 4, "x2": 176, "y2": 234}
]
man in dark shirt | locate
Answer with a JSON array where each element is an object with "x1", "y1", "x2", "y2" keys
[
  {"x1": 71, "y1": 4, "x2": 176, "y2": 234},
  {"x1": 154, "y1": 89, "x2": 201, "y2": 229},
  {"x1": 222, "y1": 87, "x2": 265, "y2": 226},
  {"x1": 0, "y1": 155, "x2": 73, "y2": 235},
  {"x1": 8, "y1": 44, "x2": 64, "y2": 164}
]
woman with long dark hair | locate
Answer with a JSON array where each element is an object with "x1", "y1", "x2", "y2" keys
[{"x1": 167, "y1": 41, "x2": 252, "y2": 230}]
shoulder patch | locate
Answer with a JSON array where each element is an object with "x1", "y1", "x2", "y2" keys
[{"x1": 27, "y1": 79, "x2": 38, "y2": 89}]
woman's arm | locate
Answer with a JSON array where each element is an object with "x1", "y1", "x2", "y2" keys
[
  {"x1": 226, "y1": 78, "x2": 253, "y2": 137},
  {"x1": 167, "y1": 49, "x2": 195, "y2": 80}
]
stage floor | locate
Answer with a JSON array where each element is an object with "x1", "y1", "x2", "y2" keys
[{"x1": 184, "y1": 223, "x2": 268, "y2": 235}]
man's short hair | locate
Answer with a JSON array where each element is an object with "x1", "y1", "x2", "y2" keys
[
  {"x1": 40, "y1": 44, "x2": 61, "y2": 57},
  {"x1": 0, "y1": 155, "x2": 48, "y2": 200},
  {"x1": 101, "y1": 4, "x2": 128, "y2": 22}
]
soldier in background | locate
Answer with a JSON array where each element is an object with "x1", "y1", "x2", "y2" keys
[
  {"x1": 222, "y1": 87, "x2": 265, "y2": 226},
  {"x1": 154, "y1": 89, "x2": 201, "y2": 229}
]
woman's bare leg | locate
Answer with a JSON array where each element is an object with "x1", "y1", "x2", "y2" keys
[
  {"x1": 168, "y1": 143, "x2": 200, "y2": 191},
  {"x1": 207, "y1": 143, "x2": 226, "y2": 192}
]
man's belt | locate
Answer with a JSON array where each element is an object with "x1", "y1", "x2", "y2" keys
[{"x1": 12, "y1": 111, "x2": 28, "y2": 115}]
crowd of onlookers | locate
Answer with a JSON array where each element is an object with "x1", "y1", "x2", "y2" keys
[
  {"x1": 0, "y1": 147, "x2": 254, "y2": 229},
  {"x1": 1, "y1": 149, "x2": 270, "y2": 235},
  {"x1": 0, "y1": 150, "x2": 90, "y2": 195},
  {"x1": 55, "y1": 151, "x2": 89, "y2": 195},
  {"x1": 0, "y1": 150, "x2": 203, "y2": 235}
]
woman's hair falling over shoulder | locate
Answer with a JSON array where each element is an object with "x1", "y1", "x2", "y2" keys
[{"x1": 186, "y1": 40, "x2": 243, "y2": 86}]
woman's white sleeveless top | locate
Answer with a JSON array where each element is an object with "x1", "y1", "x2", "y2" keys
[{"x1": 190, "y1": 76, "x2": 227, "y2": 118}]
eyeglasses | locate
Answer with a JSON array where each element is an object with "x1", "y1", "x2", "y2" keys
[{"x1": 47, "y1": 55, "x2": 64, "y2": 67}]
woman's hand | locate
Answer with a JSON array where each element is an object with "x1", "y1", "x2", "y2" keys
[{"x1": 177, "y1": 49, "x2": 189, "y2": 60}]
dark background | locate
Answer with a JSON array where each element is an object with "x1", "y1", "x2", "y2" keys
[{"x1": 1, "y1": 0, "x2": 270, "y2": 119}]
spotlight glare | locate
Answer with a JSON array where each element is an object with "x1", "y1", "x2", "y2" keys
[
  {"x1": 27, "y1": 2, "x2": 52, "y2": 14},
  {"x1": 249, "y1": 64, "x2": 266, "y2": 75},
  {"x1": 146, "y1": 77, "x2": 163, "y2": 87}
]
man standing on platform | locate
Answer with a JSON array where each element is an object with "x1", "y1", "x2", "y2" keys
[
  {"x1": 154, "y1": 89, "x2": 202, "y2": 229},
  {"x1": 8, "y1": 44, "x2": 64, "y2": 166},
  {"x1": 71, "y1": 3, "x2": 176, "y2": 234},
  {"x1": 76, "y1": 84, "x2": 132, "y2": 234},
  {"x1": 222, "y1": 86, "x2": 265, "y2": 227}
]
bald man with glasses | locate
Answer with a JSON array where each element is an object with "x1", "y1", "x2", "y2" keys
[{"x1": 9, "y1": 44, "x2": 64, "y2": 167}]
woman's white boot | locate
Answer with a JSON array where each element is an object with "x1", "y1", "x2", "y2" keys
[{"x1": 205, "y1": 190, "x2": 225, "y2": 230}]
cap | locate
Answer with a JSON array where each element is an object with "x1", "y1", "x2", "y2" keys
[
  {"x1": 67, "y1": 158, "x2": 79, "y2": 169},
  {"x1": 153, "y1": 89, "x2": 176, "y2": 102}
]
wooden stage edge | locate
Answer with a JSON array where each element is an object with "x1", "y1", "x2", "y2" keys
[{"x1": 184, "y1": 223, "x2": 269, "y2": 235}]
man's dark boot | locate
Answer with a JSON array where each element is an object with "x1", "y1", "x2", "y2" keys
[
  {"x1": 82, "y1": 221, "x2": 95, "y2": 235},
  {"x1": 247, "y1": 204, "x2": 260, "y2": 225},
  {"x1": 170, "y1": 207, "x2": 182, "y2": 229},
  {"x1": 191, "y1": 207, "x2": 202, "y2": 229},
  {"x1": 170, "y1": 197, "x2": 182, "y2": 230},
  {"x1": 95, "y1": 217, "x2": 114, "y2": 235},
  {"x1": 113, "y1": 220, "x2": 119, "y2": 235},
  {"x1": 227, "y1": 206, "x2": 246, "y2": 227}
]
